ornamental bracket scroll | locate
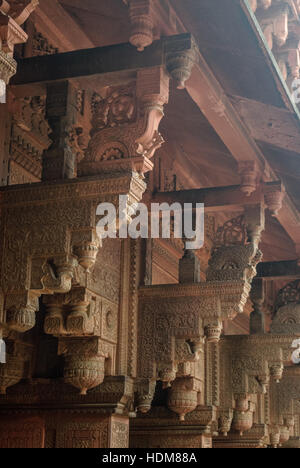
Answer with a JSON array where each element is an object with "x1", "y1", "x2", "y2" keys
[
  {"x1": 135, "y1": 205, "x2": 264, "y2": 419},
  {"x1": 79, "y1": 67, "x2": 170, "y2": 178},
  {"x1": 218, "y1": 335, "x2": 292, "y2": 438}
]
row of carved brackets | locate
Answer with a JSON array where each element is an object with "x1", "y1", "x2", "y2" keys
[
  {"x1": 133, "y1": 204, "x2": 265, "y2": 421},
  {"x1": 217, "y1": 334, "x2": 298, "y2": 443}
]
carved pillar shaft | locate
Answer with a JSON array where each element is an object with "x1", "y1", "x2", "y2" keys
[{"x1": 43, "y1": 81, "x2": 80, "y2": 181}]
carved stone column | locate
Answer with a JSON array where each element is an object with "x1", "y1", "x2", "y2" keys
[
  {"x1": 179, "y1": 249, "x2": 201, "y2": 284},
  {"x1": 42, "y1": 81, "x2": 82, "y2": 181}
]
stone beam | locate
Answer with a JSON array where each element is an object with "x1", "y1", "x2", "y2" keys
[
  {"x1": 151, "y1": 181, "x2": 281, "y2": 213},
  {"x1": 10, "y1": 33, "x2": 193, "y2": 86},
  {"x1": 230, "y1": 95, "x2": 300, "y2": 155},
  {"x1": 256, "y1": 260, "x2": 300, "y2": 279}
]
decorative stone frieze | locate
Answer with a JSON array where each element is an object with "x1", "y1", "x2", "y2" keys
[{"x1": 8, "y1": 94, "x2": 52, "y2": 182}]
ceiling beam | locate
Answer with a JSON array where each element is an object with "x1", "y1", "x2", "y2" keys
[
  {"x1": 152, "y1": 182, "x2": 278, "y2": 213},
  {"x1": 10, "y1": 33, "x2": 193, "y2": 86},
  {"x1": 256, "y1": 260, "x2": 300, "y2": 279}
]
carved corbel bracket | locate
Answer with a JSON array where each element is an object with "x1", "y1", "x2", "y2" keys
[
  {"x1": 5, "y1": 291, "x2": 39, "y2": 333},
  {"x1": 165, "y1": 34, "x2": 198, "y2": 89},
  {"x1": 238, "y1": 161, "x2": 259, "y2": 196},
  {"x1": 167, "y1": 376, "x2": 201, "y2": 421},
  {"x1": 232, "y1": 404, "x2": 255, "y2": 436},
  {"x1": 204, "y1": 320, "x2": 223, "y2": 344},
  {"x1": 219, "y1": 335, "x2": 290, "y2": 439},
  {"x1": 80, "y1": 68, "x2": 169, "y2": 178},
  {"x1": 0, "y1": 338, "x2": 33, "y2": 394},
  {"x1": 58, "y1": 336, "x2": 112, "y2": 395},
  {"x1": 72, "y1": 229, "x2": 101, "y2": 271},
  {"x1": 43, "y1": 287, "x2": 95, "y2": 337},
  {"x1": 264, "y1": 181, "x2": 285, "y2": 216},
  {"x1": 41, "y1": 255, "x2": 77, "y2": 294},
  {"x1": 135, "y1": 378, "x2": 157, "y2": 414},
  {"x1": 218, "y1": 409, "x2": 234, "y2": 437},
  {"x1": 128, "y1": 0, "x2": 154, "y2": 52}
]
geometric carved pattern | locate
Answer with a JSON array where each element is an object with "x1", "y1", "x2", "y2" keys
[
  {"x1": 56, "y1": 419, "x2": 109, "y2": 449},
  {"x1": 0, "y1": 417, "x2": 45, "y2": 448},
  {"x1": 214, "y1": 215, "x2": 247, "y2": 248},
  {"x1": 274, "y1": 280, "x2": 300, "y2": 314},
  {"x1": 271, "y1": 303, "x2": 300, "y2": 335}
]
